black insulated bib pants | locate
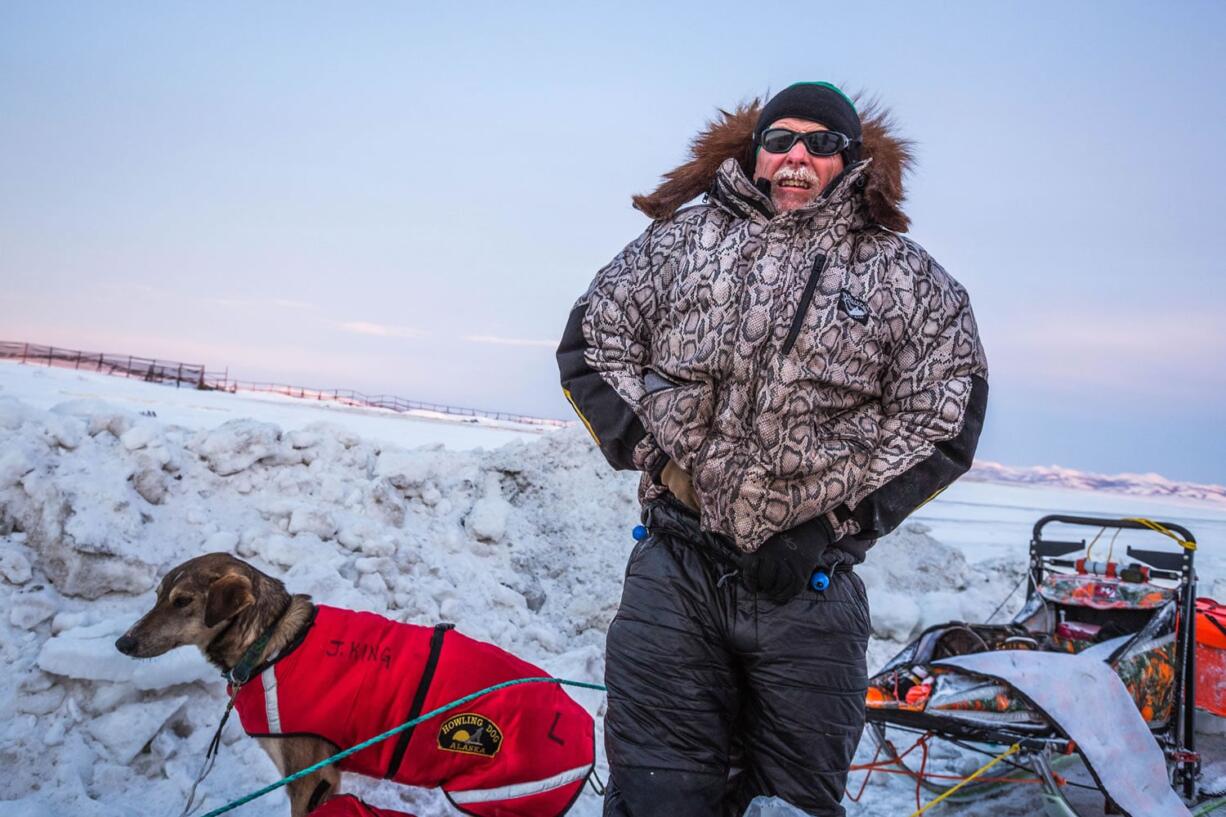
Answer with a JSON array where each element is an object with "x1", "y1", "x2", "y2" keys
[{"x1": 603, "y1": 502, "x2": 871, "y2": 817}]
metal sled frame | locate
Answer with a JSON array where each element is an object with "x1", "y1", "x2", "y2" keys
[
  {"x1": 1031, "y1": 515, "x2": 1200, "y2": 803},
  {"x1": 865, "y1": 514, "x2": 1218, "y2": 815}
]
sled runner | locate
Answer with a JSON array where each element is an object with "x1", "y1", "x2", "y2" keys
[{"x1": 863, "y1": 514, "x2": 1226, "y2": 816}]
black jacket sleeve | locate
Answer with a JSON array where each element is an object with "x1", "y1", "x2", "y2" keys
[
  {"x1": 555, "y1": 225, "x2": 668, "y2": 477},
  {"x1": 558, "y1": 303, "x2": 663, "y2": 474},
  {"x1": 840, "y1": 374, "x2": 987, "y2": 540}
]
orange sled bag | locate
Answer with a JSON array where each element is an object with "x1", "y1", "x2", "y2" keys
[
  {"x1": 233, "y1": 606, "x2": 595, "y2": 817},
  {"x1": 1196, "y1": 597, "x2": 1226, "y2": 717}
]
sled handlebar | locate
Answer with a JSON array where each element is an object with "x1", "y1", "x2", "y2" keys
[{"x1": 1032, "y1": 515, "x2": 1196, "y2": 548}]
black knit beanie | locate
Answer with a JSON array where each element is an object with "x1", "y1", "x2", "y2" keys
[{"x1": 754, "y1": 82, "x2": 862, "y2": 164}]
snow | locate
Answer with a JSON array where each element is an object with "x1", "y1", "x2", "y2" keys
[
  {"x1": 0, "y1": 362, "x2": 549, "y2": 451},
  {"x1": 1, "y1": 359, "x2": 1225, "y2": 817},
  {"x1": 85, "y1": 696, "x2": 189, "y2": 765},
  {"x1": 10, "y1": 584, "x2": 58, "y2": 630}
]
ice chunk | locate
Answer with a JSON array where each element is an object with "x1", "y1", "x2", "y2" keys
[
  {"x1": 869, "y1": 522, "x2": 971, "y2": 593},
  {"x1": 9, "y1": 585, "x2": 59, "y2": 629},
  {"x1": 466, "y1": 494, "x2": 510, "y2": 542},
  {"x1": 50, "y1": 399, "x2": 138, "y2": 438},
  {"x1": 338, "y1": 519, "x2": 391, "y2": 555},
  {"x1": 0, "y1": 444, "x2": 36, "y2": 489},
  {"x1": 870, "y1": 593, "x2": 920, "y2": 642},
  {"x1": 119, "y1": 422, "x2": 161, "y2": 452},
  {"x1": 16, "y1": 685, "x2": 66, "y2": 716},
  {"x1": 253, "y1": 532, "x2": 341, "y2": 569},
  {"x1": 374, "y1": 448, "x2": 432, "y2": 490},
  {"x1": 40, "y1": 621, "x2": 214, "y2": 690},
  {"x1": 41, "y1": 543, "x2": 157, "y2": 599},
  {"x1": 131, "y1": 460, "x2": 167, "y2": 505},
  {"x1": 368, "y1": 478, "x2": 406, "y2": 526},
  {"x1": 42, "y1": 413, "x2": 84, "y2": 450},
  {"x1": 132, "y1": 646, "x2": 216, "y2": 690},
  {"x1": 286, "y1": 428, "x2": 324, "y2": 449},
  {"x1": 288, "y1": 507, "x2": 337, "y2": 540},
  {"x1": 188, "y1": 419, "x2": 284, "y2": 476},
  {"x1": 37, "y1": 619, "x2": 134, "y2": 682},
  {"x1": 86, "y1": 695, "x2": 187, "y2": 765},
  {"x1": 0, "y1": 548, "x2": 33, "y2": 584}
]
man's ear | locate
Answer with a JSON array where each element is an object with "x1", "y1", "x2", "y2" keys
[{"x1": 205, "y1": 573, "x2": 254, "y2": 628}]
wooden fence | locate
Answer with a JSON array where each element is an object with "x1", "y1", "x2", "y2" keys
[
  {"x1": 0, "y1": 341, "x2": 570, "y2": 429},
  {"x1": 0, "y1": 341, "x2": 210, "y2": 388}
]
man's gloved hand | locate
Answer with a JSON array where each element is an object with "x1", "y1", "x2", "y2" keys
[
  {"x1": 740, "y1": 522, "x2": 832, "y2": 602},
  {"x1": 660, "y1": 459, "x2": 699, "y2": 513}
]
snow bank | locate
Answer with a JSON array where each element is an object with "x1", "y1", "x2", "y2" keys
[{"x1": 0, "y1": 395, "x2": 643, "y2": 816}]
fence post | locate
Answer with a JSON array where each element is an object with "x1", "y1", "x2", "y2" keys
[
  {"x1": 21, "y1": 342, "x2": 28, "y2": 364},
  {"x1": 74, "y1": 351, "x2": 82, "y2": 369},
  {"x1": 47, "y1": 346, "x2": 54, "y2": 367},
  {"x1": 98, "y1": 353, "x2": 104, "y2": 371},
  {"x1": 126, "y1": 356, "x2": 133, "y2": 378},
  {"x1": 176, "y1": 363, "x2": 183, "y2": 389}
]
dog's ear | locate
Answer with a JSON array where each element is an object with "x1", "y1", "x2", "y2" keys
[{"x1": 204, "y1": 572, "x2": 255, "y2": 628}]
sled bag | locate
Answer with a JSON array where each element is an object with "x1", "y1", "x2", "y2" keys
[{"x1": 1196, "y1": 597, "x2": 1226, "y2": 717}]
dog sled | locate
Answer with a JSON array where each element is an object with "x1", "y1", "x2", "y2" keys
[{"x1": 862, "y1": 514, "x2": 1226, "y2": 816}]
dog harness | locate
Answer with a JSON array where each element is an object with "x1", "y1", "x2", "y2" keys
[{"x1": 231, "y1": 606, "x2": 594, "y2": 817}]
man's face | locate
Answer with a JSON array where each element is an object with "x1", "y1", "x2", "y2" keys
[{"x1": 752, "y1": 117, "x2": 846, "y2": 213}]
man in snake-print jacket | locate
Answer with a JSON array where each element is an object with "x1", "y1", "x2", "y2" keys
[{"x1": 557, "y1": 83, "x2": 988, "y2": 816}]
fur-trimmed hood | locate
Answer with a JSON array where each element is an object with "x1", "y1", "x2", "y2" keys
[{"x1": 632, "y1": 98, "x2": 914, "y2": 232}]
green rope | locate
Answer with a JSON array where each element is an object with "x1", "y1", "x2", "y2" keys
[{"x1": 197, "y1": 676, "x2": 606, "y2": 817}]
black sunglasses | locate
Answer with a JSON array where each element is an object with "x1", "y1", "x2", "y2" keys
[{"x1": 759, "y1": 128, "x2": 854, "y2": 157}]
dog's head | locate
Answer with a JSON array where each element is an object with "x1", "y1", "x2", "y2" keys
[{"x1": 115, "y1": 553, "x2": 263, "y2": 658}]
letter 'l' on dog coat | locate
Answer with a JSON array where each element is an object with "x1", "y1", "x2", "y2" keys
[{"x1": 231, "y1": 606, "x2": 595, "y2": 817}]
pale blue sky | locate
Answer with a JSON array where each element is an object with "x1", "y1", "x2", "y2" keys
[{"x1": 2, "y1": 1, "x2": 1224, "y2": 483}]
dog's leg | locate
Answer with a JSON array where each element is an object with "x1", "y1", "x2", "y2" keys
[{"x1": 258, "y1": 736, "x2": 343, "y2": 817}]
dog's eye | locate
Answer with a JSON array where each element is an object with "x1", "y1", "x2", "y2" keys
[{"x1": 173, "y1": 596, "x2": 192, "y2": 609}]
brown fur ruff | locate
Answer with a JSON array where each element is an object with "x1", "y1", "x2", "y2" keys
[{"x1": 631, "y1": 96, "x2": 914, "y2": 232}]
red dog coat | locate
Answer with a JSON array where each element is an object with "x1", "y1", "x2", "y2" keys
[
  {"x1": 308, "y1": 794, "x2": 414, "y2": 817},
  {"x1": 232, "y1": 606, "x2": 594, "y2": 817}
]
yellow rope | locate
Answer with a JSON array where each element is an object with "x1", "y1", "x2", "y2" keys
[
  {"x1": 1085, "y1": 526, "x2": 1106, "y2": 561},
  {"x1": 1125, "y1": 517, "x2": 1197, "y2": 551},
  {"x1": 906, "y1": 743, "x2": 1021, "y2": 816}
]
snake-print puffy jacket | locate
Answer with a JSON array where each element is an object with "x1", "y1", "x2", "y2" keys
[{"x1": 559, "y1": 149, "x2": 988, "y2": 555}]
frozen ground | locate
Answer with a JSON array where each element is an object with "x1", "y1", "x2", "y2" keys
[{"x1": 1, "y1": 361, "x2": 1224, "y2": 817}]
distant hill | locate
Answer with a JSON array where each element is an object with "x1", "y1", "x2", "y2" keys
[{"x1": 967, "y1": 461, "x2": 1226, "y2": 505}]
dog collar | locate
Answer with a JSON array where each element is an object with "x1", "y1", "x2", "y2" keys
[{"x1": 223, "y1": 601, "x2": 293, "y2": 687}]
